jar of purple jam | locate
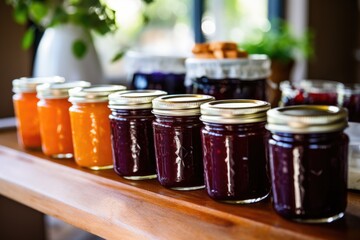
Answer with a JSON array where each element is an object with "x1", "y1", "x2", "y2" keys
[
  {"x1": 200, "y1": 99, "x2": 271, "y2": 203},
  {"x1": 266, "y1": 105, "x2": 349, "y2": 223},
  {"x1": 280, "y1": 80, "x2": 344, "y2": 106},
  {"x1": 108, "y1": 90, "x2": 167, "y2": 180},
  {"x1": 337, "y1": 83, "x2": 360, "y2": 123},
  {"x1": 185, "y1": 54, "x2": 271, "y2": 100},
  {"x1": 125, "y1": 51, "x2": 186, "y2": 94},
  {"x1": 152, "y1": 94, "x2": 215, "y2": 190}
]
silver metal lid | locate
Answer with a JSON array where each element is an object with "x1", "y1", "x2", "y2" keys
[
  {"x1": 68, "y1": 85, "x2": 127, "y2": 103},
  {"x1": 108, "y1": 90, "x2": 167, "y2": 109},
  {"x1": 12, "y1": 76, "x2": 65, "y2": 93},
  {"x1": 200, "y1": 99, "x2": 270, "y2": 124},
  {"x1": 36, "y1": 81, "x2": 91, "y2": 99},
  {"x1": 266, "y1": 105, "x2": 348, "y2": 133},
  {"x1": 152, "y1": 94, "x2": 215, "y2": 116}
]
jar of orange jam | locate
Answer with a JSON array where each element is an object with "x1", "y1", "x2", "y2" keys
[
  {"x1": 37, "y1": 81, "x2": 91, "y2": 158},
  {"x1": 12, "y1": 76, "x2": 65, "y2": 149},
  {"x1": 69, "y1": 85, "x2": 126, "y2": 170}
]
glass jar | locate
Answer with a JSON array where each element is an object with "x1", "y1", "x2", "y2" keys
[
  {"x1": 37, "y1": 81, "x2": 91, "y2": 158},
  {"x1": 69, "y1": 85, "x2": 126, "y2": 170},
  {"x1": 337, "y1": 83, "x2": 360, "y2": 123},
  {"x1": 152, "y1": 94, "x2": 214, "y2": 190},
  {"x1": 280, "y1": 80, "x2": 344, "y2": 106},
  {"x1": 266, "y1": 105, "x2": 348, "y2": 223},
  {"x1": 200, "y1": 100, "x2": 271, "y2": 203},
  {"x1": 185, "y1": 54, "x2": 271, "y2": 100},
  {"x1": 108, "y1": 90, "x2": 167, "y2": 180},
  {"x1": 12, "y1": 76, "x2": 65, "y2": 149},
  {"x1": 125, "y1": 51, "x2": 186, "y2": 94}
]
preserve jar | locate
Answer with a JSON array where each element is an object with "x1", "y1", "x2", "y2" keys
[
  {"x1": 337, "y1": 83, "x2": 360, "y2": 123},
  {"x1": 69, "y1": 85, "x2": 126, "y2": 170},
  {"x1": 152, "y1": 94, "x2": 214, "y2": 190},
  {"x1": 200, "y1": 99, "x2": 271, "y2": 203},
  {"x1": 185, "y1": 54, "x2": 271, "y2": 100},
  {"x1": 125, "y1": 51, "x2": 186, "y2": 94},
  {"x1": 108, "y1": 90, "x2": 167, "y2": 180},
  {"x1": 280, "y1": 80, "x2": 344, "y2": 106},
  {"x1": 12, "y1": 76, "x2": 65, "y2": 149},
  {"x1": 266, "y1": 105, "x2": 348, "y2": 223},
  {"x1": 37, "y1": 81, "x2": 91, "y2": 158}
]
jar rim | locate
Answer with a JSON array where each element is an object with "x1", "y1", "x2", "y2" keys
[
  {"x1": 37, "y1": 81, "x2": 91, "y2": 99},
  {"x1": 68, "y1": 85, "x2": 127, "y2": 103},
  {"x1": 108, "y1": 90, "x2": 167, "y2": 109},
  {"x1": 12, "y1": 76, "x2": 65, "y2": 93}
]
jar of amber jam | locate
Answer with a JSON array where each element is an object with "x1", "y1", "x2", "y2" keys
[
  {"x1": 108, "y1": 90, "x2": 167, "y2": 180},
  {"x1": 200, "y1": 99, "x2": 271, "y2": 203},
  {"x1": 12, "y1": 76, "x2": 65, "y2": 149},
  {"x1": 266, "y1": 105, "x2": 348, "y2": 223},
  {"x1": 69, "y1": 85, "x2": 126, "y2": 170},
  {"x1": 152, "y1": 94, "x2": 214, "y2": 190},
  {"x1": 185, "y1": 54, "x2": 270, "y2": 100},
  {"x1": 37, "y1": 81, "x2": 91, "y2": 158},
  {"x1": 280, "y1": 80, "x2": 344, "y2": 106}
]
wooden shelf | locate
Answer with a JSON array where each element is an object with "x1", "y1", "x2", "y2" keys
[{"x1": 0, "y1": 129, "x2": 359, "y2": 239}]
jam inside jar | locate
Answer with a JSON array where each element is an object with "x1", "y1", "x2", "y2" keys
[
  {"x1": 267, "y1": 105, "x2": 348, "y2": 223},
  {"x1": 152, "y1": 94, "x2": 214, "y2": 190},
  {"x1": 338, "y1": 83, "x2": 360, "y2": 123},
  {"x1": 200, "y1": 100, "x2": 271, "y2": 203}
]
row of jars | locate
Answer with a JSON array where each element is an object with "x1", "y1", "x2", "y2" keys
[{"x1": 12, "y1": 76, "x2": 348, "y2": 224}]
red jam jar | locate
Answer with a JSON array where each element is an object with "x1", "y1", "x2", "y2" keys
[
  {"x1": 69, "y1": 85, "x2": 126, "y2": 170},
  {"x1": 337, "y1": 83, "x2": 360, "y2": 123},
  {"x1": 12, "y1": 76, "x2": 65, "y2": 149},
  {"x1": 267, "y1": 105, "x2": 348, "y2": 223},
  {"x1": 185, "y1": 55, "x2": 270, "y2": 100},
  {"x1": 152, "y1": 94, "x2": 214, "y2": 190},
  {"x1": 280, "y1": 80, "x2": 344, "y2": 106},
  {"x1": 108, "y1": 90, "x2": 167, "y2": 180},
  {"x1": 36, "y1": 81, "x2": 91, "y2": 158},
  {"x1": 200, "y1": 100, "x2": 271, "y2": 203}
]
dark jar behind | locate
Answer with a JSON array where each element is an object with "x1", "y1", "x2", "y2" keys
[
  {"x1": 337, "y1": 83, "x2": 360, "y2": 123},
  {"x1": 152, "y1": 94, "x2": 215, "y2": 190},
  {"x1": 109, "y1": 90, "x2": 167, "y2": 180},
  {"x1": 200, "y1": 99, "x2": 271, "y2": 203},
  {"x1": 266, "y1": 105, "x2": 349, "y2": 223},
  {"x1": 185, "y1": 55, "x2": 271, "y2": 101}
]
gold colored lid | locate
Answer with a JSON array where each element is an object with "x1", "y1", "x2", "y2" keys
[
  {"x1": 108, "y1": 90, "x2": 167, "y2": 109},
  {"x1": 200, "y1": 99, "x2": 270, "y2": 124},
  {"x1": 266, "y1": 105, "x2": 348, "y2": 133},
  {"x1": 37, "y1": 81, "x2": 91, "y2": 99},
  {"x1": 12, "y1": 76, "x2": 65, "y2": 93},
  {"x1": 152, "y1": 94, "x2": 215, "y2": 116},
  {"x1": 68, "y1": 85, "x2": 126, "y2": 103}
]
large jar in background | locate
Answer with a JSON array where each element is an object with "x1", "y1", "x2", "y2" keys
[
  {"x1": 267, "y1": 105, "x2": 348, "y2": 223},
  {"x1": 37, "y1": 81, "x2": 91, "y2": 158},
  {"x1": 125, "y1": 51, "x2": 186, "y2": 94},
  {"x1": 152, "y1": 94, "x2": 214, "y2": 190},
  {"x1": 108, "y1": 90, "x2": 167, "y2": 180},
  {"x1": 12, "y1": 76, "x2": 65, "y2": 149},
  {"x1": 200, "y1": 99, "x2": 271, "y2": 203},
  {"x1": 69, "y1": 85, "x2": 126, "y2": 170},
  {"x1": 185, "y1": 54, "x2": 271, "y2": 101}
]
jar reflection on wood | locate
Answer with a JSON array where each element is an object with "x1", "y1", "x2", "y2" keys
[
  {"x1": 266, "y1": 105, "x2": 348, "y2": 223},
  {"x1": 152, "y1": 94, "x2": 215, "y2": 190},
  {"x1": 69, "y1": 85, "x2": 126, "y2": 170},
  {"x1": 200, "y1": 100, "x2": 271, "y2": 203},
  {"x1": 108, "y1": 90, "x2": 167, "y2": 180},
  {"x1": 12, "y1": 76, "x2": 65, "y2": 149}
]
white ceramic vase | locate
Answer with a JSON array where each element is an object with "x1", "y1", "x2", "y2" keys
[{"x1": 33, "y1": 24, "x2": 104, "y2": 84}]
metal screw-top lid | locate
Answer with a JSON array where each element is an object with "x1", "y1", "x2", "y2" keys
[
  {"x1": 266, "y1": 105, "x2": 348, "y2": 133},
  {"x1": 68, "y1": 85, "x2": 126, "y2": 103},
  {"x1": 37, "y1": 81, "x2": 91, "y2": 99},
  {"x1": 12, "y1": 76, "x2": 65, "y2": 93},
  {"x1": 108, "y1": 90, "x2": 167, "y2": 109},
  {"x1": 152, "y1": 94, "x2": 215, "y2": 116},
  {"x1": 200, "y1": 99, "x2": 270, "y2": 124}
]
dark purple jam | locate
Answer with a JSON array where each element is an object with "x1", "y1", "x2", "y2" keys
[
  {"x1": 268, "y1": 131, "x2": 348, "y2": 221},
  {"x1": 153, "y1": 115, "x2": 204, "y2": 189},
  {"x1": 132, "y1": 72, "x2": 186, "y2": 94},
  {"x1": 282, "y1": 90, "x2": 338, "y2": 106},
  {"x1": 110, "y1": 109, "x2": 157, "y2": 179},
  {"x1": 201, "y1": 122, "x2": 270, "y2": 202},
  {"x1": 341, "y1": 93, "x2": 360, "y2": 122},
  {"x1": 188, "y1": 77, "x2": 266, "y2": 100}
]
